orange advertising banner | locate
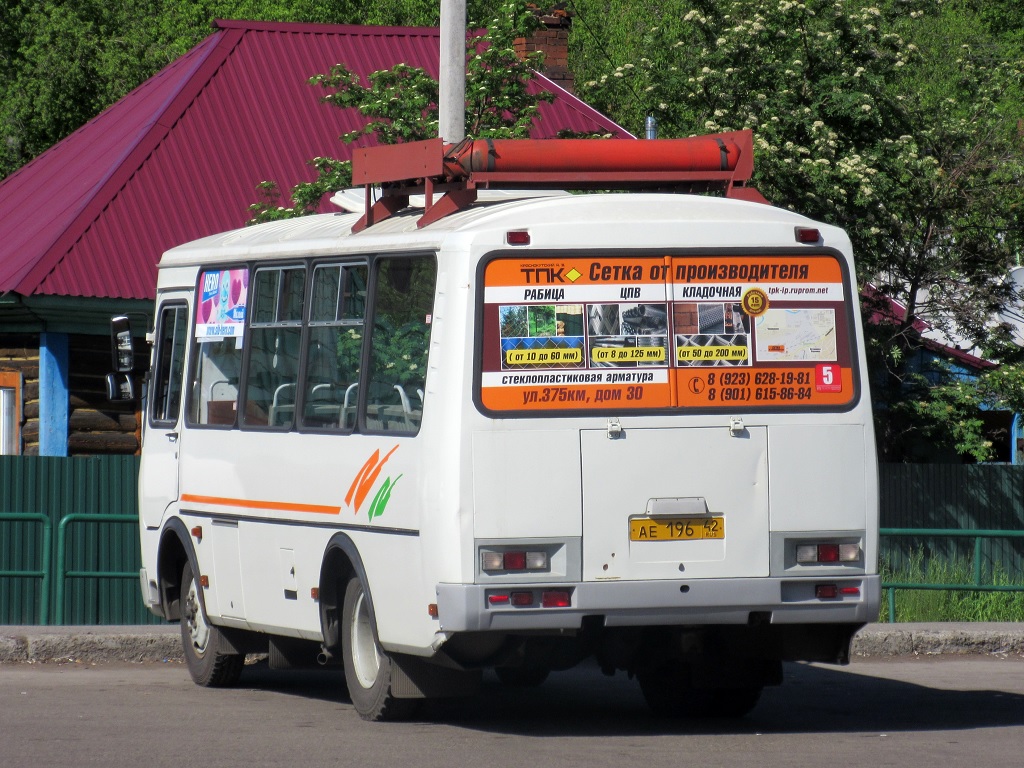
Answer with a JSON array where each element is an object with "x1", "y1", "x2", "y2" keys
[{"x1": 479, "y1": 253, "x2": 856, "y2": 413}]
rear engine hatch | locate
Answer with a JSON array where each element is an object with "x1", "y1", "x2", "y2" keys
[{"x1": 581, "y1": 425, "x2": 769, "y2": 581}]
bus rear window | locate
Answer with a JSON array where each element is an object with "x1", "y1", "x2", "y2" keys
[{"x1": 477, "y1": 252, "x2": 858, "y2": 414}]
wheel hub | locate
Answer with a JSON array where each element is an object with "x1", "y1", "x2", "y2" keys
[
  {"x1": 184, "y1": 579, "x2": 210, "y2": 656},
  {"x1": 350, "y1": 590, "x2": 381, "y2": 688}
]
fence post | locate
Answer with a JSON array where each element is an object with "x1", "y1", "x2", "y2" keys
[{"x1": 974, "y1": 536, "x2": 983, "y2": 587}]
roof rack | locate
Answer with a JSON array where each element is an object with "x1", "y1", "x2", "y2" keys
[{"x1": 349, "y1": 129, "x2": 768, "y2": 232}]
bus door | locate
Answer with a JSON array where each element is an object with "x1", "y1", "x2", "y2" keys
[{"x1": 140, "y1": 297, "x2": 190, "y2": 529}]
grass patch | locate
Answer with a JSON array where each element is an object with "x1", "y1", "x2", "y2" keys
[{"x1": 879, "y1": 549, "x2": 1024, "y2": 623}]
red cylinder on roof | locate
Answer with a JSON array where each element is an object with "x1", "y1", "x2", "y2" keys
[{"x1": 451, "y1": 136, "x2": 742, "y2": 175}]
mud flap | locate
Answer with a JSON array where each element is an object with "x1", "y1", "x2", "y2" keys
[{"x1": 391, "y1": 653, "x2": 482, "y2": 699}]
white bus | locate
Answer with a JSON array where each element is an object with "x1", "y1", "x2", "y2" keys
[{"x1": 120, "y1": 134, "x2": 879, "y2": 721}]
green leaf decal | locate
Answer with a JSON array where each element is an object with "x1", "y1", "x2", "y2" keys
[{"x1": 368, "y1": 474, "x2": 402, "y2": 521}]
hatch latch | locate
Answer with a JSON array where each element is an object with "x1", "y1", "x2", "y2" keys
[{"x1": 607, "y1": 417, "x2": 623, "y2": 439}]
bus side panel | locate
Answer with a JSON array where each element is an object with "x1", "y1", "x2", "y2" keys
[
  {"x1": 176, "y1": 430, "x2": 438, "y2": 646},
  {"x1": 347, "y1": 529, "x2": 431, "y2": 654}
]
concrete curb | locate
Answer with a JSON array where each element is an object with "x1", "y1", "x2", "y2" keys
[
  {"x1": 0, "y1": 626, "x2": 181, "y2": 664},
  {"x1": 1, "y1": 623, "x2": 1022, "y2": 665},
  {"x1": 852, "y1": 622, "x2": 1024, "y2": 658}
]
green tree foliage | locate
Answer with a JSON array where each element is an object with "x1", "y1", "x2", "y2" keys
[
  {"x1": 0, "y1": 0, "x2": 504, "y2": 179},
  {"x1": 247, "y1": 0, "x2": 550, "y2": 223},
  {"x1": 573, "y1": 0, "x2": 1024, "y2": 461}
]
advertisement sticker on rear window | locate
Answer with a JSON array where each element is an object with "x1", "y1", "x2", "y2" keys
[{"x1": 478, "y1": 254, "x2": 856, "y2": 413}]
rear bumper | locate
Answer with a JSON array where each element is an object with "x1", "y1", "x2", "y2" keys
[{"x1": 436, "y1": 575, "x2": 880, "y2": 632}]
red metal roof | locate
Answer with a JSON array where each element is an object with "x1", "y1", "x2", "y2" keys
[{"x1": 0, "y1": 20, "x2": 631, "y2": 302}]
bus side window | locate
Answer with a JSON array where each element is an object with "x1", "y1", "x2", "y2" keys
[
  {"x1": 301, "y1": 263, "x2": 367, "y2": 430},
  {"x1": 362, "y1": 255, "x2": 436, "y2": 435},
  {"x1": 244, "y1": 266, "x2": 306, "y2": 429},
  {"x1": 190, "y1": 338, "x2": 242, "y2": 426},
  {"x1": 151, "y1": 304, "x2": 188, "y2": 426}
]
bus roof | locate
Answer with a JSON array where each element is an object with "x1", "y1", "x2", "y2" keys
[{"x1": 158, "y1": 191, "x2": 843, "y2": 269}]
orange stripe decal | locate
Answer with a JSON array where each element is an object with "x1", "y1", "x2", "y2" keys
[
  {"x1": 180, "y1": 493, "x2": 340, "y2": 515},
  {"x1": 345, "y1": 450, "x2": 381, "y2": 508}
]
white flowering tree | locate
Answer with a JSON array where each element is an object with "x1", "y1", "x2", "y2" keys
[{"x1": 574, "y1": 0, "x2": 1024, "y2": 460}]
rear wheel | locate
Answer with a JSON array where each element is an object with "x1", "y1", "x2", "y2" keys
[
  {"x1": 180, "y1": 561, "x2": 244, "y2": 687},
  {"x1": 638, "y1": 665, "x2": 762, "y2": 718},
  {"x1": 341, "y1": 576, "x2": 419, "y2": 721},
  {"x1": 495, "y1": 665, "x2": 550, "y2": 687}
]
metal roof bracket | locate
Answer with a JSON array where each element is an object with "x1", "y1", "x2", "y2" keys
[{"x1": 350, "y1": 130, "x2": 766, "y2": 231}]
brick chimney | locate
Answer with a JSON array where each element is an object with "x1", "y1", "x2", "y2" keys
[{"x1": 514, "y1": 5, "x2": 574, "y2": 93}]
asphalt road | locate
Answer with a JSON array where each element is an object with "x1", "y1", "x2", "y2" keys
[{"x1": 1, "y1": 656, "x2": 1022, "y2": 768}]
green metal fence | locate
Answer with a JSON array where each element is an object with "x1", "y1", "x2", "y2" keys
[
  {"x1": 879, "y1": 463, "x2": 1024, "y2": 575},
  {"x1": 0, "y1": 455, "x2": 164, "y2": 625},
  {"x1": 0, "y1": 512, "x2": 52, "y2": 624},
  {"x1": 3, "y1": 459, "x2": 1024, "y2": 625},
  {"x1": 880, "y1": 527, "x2": 1024, "y2": 622},
  {"x1": 54, "y1": 514, "x2": 140, "y2": 625}
]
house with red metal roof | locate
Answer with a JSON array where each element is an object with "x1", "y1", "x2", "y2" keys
[{"x1": 0, "y1": 19, "x2": 629, "y2": 457}]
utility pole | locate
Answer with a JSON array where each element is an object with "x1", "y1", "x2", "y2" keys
[{"x1": 439, "y1": 0, "x2": 467, "y2": 143}]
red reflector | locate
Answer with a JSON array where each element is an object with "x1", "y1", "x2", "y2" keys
[
  {"x1": 191, "y1": 526, "x2": 203, "y2": 539},
  {"x1": 428, "y1": 603, "x2": 438, "y2": 617},
  {"x1": 503, "y1": 551, "x2": 527, "y2": 570},
  {"x1": 541, "y1": 590, "x2": 571, "y2": 608},
  {"x1": 506, "y1": 230, "x2": 531, "y2": 245},
  {"x1": 818, "y1": 544, "x2": 840, "y2": 563},
  {"x1": 199, "y1": 575, "x2": 209, "y2": 588},
  {"x1": 840, "y1": 586, "x2": 861, "y2": 596},
  {"x1": 815, "y1": 584, "x2": 838, "y2": 599},
  {"x1": 510, "y1": 592, "x2": 534, "y2": 606},
  {"x1": 488, "y1": 594, "x2": 510, "y2": 605},
  {"x1": 795, "y1": 227, "x2": 821, "y2": 243}
]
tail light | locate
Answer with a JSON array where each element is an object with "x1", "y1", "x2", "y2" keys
[
  {"x1": 796, "y1": 543, "x2": 861, "y2": 564},
  {"x1": 481, "y1": 549, "x2": 550, "y2": 573},
  {"x1": 486, "y1": 588, "x2": 574, "y2": 609}
]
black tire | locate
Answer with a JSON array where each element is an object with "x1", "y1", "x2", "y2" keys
[
  {"x1": 180, "y1": 561, "x2": 244, "y2": 687},
  {"x1": 494, "y1": 665, "x2": 550, "y2": 687},
  {"x1": 638, "y1": 665, "x2": 762, "y2": 718},
  {"x1": 341, "y1": 576, "x2": 419, "y2": 721}
]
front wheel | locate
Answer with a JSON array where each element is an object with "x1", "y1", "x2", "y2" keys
[
  {"x1": 180, "y1": 561, "x2": 244, "y2": 687},
  {"x1": 341, "y1": 576, "x2": 419, "y2": 721}
]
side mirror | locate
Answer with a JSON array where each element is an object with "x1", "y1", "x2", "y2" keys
[
  {"x1": 111, "y1": 315, "x2": 135, "y2": 373},
  {"x1": 105, "y1": 372, "x2": 136, "y2": 402}
]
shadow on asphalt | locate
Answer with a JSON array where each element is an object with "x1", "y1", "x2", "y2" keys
[{"x1": 232, "y1": 657, "x2": 1024, "y2": 736}]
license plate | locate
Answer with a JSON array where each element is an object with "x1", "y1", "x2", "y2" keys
[{"x1": 629, "y1": 516, "x2": 725, "y2": 542}]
